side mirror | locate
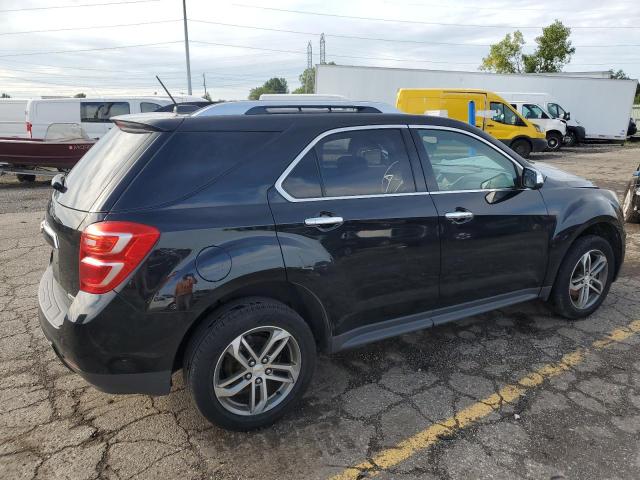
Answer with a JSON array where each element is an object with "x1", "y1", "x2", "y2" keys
[
  {"x1": 564, "y1": 111, "x2": 570, "y2": 121},
  {"x1": 51, "y1": 173, "x2": 67, "y2": 193},
  {"x1": 522, "y1": 167, "x2": 544, "y2": 189}
]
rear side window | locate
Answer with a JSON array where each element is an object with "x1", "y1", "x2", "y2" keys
[
  {"x1": 281, "y1": 128, "x2": 416, "y2": 199},
  {"x1": 57, "y1": 127, "x2": 154, "y2": 211},
  {"x1": 81, "y1": 102, "x2": 130, "y2": 122},
  {"x1": 282, "y1": 151, "x2": 322, "y2": 199},
  {"x1": 140, "y1": 102, "x2": 161, "y2": 113},
  {"x1": 116, "y1": 131, "x2": 278, "y2": 209}
]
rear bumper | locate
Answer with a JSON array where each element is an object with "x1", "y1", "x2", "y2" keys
[{"x1": 38, "y1": 266, "x2": 172, "y2": 395}]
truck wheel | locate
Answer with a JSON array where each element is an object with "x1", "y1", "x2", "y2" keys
[
  {"x1": 183, "y1": 297, "x2": 316, "y2": 430},
  {"x1": 549, "y1": 235, "x2": 614, "y2": 319},
  {"x1": 546, "y1": 132, "x2": 563, "y2": 151},
  {"x1": 563, "y1": 130, "x2": 577, "y2": 147},
  {"x1": 511, "y1": 139, "x2": 532, "y2": 158},
  {"x1": 16, "y1": 174, "x2": 36, "y2": 183},
  {"x1": 623, "y1": 184, "x2": 640, "y2": 223}
]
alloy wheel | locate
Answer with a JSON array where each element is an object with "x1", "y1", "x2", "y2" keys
[
  {"x1": 213, "y1": 326, "x2": 301, "y2": 416},
  {"x1": 569, "y1": 249, "x2": 608, "y2": 310}
]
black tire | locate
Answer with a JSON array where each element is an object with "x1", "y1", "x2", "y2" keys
[
  {"x1": 511, "y1": 139, "x2": 532, "y2": 158},
  {"x1": 623, "y1": 184, "x2": 640, "y2": 223},
  {"x1": 16, "y1": 174, "x2": 36, "y2": 183},
  {"x1": 563, "y1": 130, "x2": 578, "y2": 147},
  {"x1": 183, "y1": 297, "x2": 316, "y2": 430},
  {"x1": 549, "y1": 235, "x2": 615, "y2": 319},
  {"x1": 546, "y1": 132, "x2": 563, "y2": 151}
]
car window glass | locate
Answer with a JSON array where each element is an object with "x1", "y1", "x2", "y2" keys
[
  {"x1": 140, "y1": 102, "x2": 161, "y2": 113},
  {"x1": 547, "y1": 103, "x2": 559, "y2": 118},
  {"x1": 490, "y1": 102, "x2": 519, "y2": 125},
  {"x1": 416, "y1": 129, "x2": 518, "y2": 191},
  {"x1": 282, "y1": 150, "x2": 322, "y2": 199},
  {"x1": 524, "y1": 104, "x2": 547, "y2": 119},
  {"x1": 313, "y1": 129, "x2": 416, "y2": 197},
  {"x1": 81, "y1": 102, "x2": 130, "y2": 123}
]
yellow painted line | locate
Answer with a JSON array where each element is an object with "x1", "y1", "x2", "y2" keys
[{"x1": 330, "y1": 320, "x2": 640, "y2": 480}]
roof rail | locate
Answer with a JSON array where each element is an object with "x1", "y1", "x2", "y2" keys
[
  {"x1": 244, "y1": 105, "x2": 385, "y2": 115},
  {"x1": 194, "y1": 100, "x2": 399, "y2": 117}
]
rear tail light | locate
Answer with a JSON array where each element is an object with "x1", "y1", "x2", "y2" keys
[
  {"x1": 26, "y1": 122, "x2": 32, "y2": 138},
  {"x1": 79, "y1": 222, "x2": 160, "y2": 294}
]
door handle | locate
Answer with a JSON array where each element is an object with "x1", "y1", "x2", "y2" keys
[
  {"x1": 305, "y1": 216, "x2": 344, "y2": 227},
  {"x1": 445, "y1": 211, "x2": 474, "y2": 223}
]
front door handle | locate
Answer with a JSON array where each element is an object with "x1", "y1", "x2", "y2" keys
[
  {"x1": 305, "y1": 216, "x2": 344, "y2": 227},
  {"x1": 445, "y1": 211, "x2": 474, "y2": 223}
]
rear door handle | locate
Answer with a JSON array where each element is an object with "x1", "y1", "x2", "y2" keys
[
  {"x1": 305, "y1": 216, "x2": 344, "y2": 227},
  {"x1": 445, "y1": 211, "x2": 474, "y2": 223}
]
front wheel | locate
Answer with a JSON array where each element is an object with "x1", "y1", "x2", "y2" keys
[
  {"x1": 546, "y1": 132, "x2": 563, "y2": 151},
  {"x1": 549, "y1": 235, "x2": 615, "y2": 319},
  {"x1": 623, "y1": 184, "x2": 640, "y2": 223},
  {"x1": 511, "y1": 139, "x2": 532, "y2": 158},
  {"x1": 183, "y1": 298, "x2": 316, "y2": 430},
  {"x1": 563, "y1": 130, "x2": 578, "y2": 147}
]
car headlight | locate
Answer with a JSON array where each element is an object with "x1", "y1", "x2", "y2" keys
[{"x1": 534, "y1": 124, "x2": 543, "y2": 133}]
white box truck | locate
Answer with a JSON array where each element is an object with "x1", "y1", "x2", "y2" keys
[
  {"x1": 316, "y1": 65, "x2": 638, "y2": 143},
  {"x1": 0, "y1": 99, "x2": 30, "y2": 138}
]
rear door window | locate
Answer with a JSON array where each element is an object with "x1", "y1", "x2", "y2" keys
[
  {"x1": 140, "y1": 102, "x2": 161, "y2": 113},
  {"x1": 282, "y1": 150, "x2": 322, "y2": 199}
]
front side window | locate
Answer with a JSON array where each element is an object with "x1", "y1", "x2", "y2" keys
[
  {"x1": 81, "y1": 102, "x2": 131, "y2": 123},
  {"x1": 523, "y1": 104, "x2": 548, "y2": 119},
  {"x1": 547, "y1": 103, "x2": 566, "y2": 119},
  {"x1": 416, "y1": 129, "x2": 518, "y2": 191},
  {"x1": 281, "y1": 128, "x2": 416, "y2": 199},
  {"x1": 490, "y1": 102, "x2": 520, "y2": 126}
]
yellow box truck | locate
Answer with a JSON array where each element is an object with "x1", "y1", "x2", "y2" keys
[{"x1": 396, "y1": 88, "x2": 547, "y2": 158}]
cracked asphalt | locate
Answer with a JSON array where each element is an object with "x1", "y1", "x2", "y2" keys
[{"x1": 1, "y1": 143, "x2": 640, "y2": 480}]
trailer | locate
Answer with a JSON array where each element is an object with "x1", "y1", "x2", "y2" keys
[{"x1": 316, "y1": 65, "x2": 638, "y2": 142}]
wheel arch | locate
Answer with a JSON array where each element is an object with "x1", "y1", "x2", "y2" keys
[{"x1": 173, "y1": 280, "x2": 331, "y2": 371}]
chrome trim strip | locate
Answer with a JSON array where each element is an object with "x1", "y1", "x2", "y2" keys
[
  {"x1": 40, "y1": 220, "x2": 59, "y2": 249},
  {"x1": 274, "y1": 124, "x2": 527, "y2": 203}
]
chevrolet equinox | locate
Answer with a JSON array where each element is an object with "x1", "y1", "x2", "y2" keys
[{"x1": 38, "y1": 102, "x2": 625, "y2": 430}]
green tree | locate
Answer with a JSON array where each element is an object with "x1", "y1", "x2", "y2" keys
[
  {"x1": 1, "y1": 93, "x2": 11, "y2": 98},
  {"x1": 202, "y1": 92, "x2": 212, "y2": 102},
  {"x1": 248, "y1": 77, "x2": 288, "y2": 100},
  {"x1": 480, "y1": 20, "x2": 575, "y2": 74},
  {"x1": 74, "y1": 92, "x2": 86, "y2": 98},
  {"x1": 525, "y1": 20, "x2": 575, "y2": 73},
  {"x1": 480, "y1": 31, "x2": 525, "y2": 73},
  {"x1": 293, "y1": 67, "x2": 316, "y2": 94}
]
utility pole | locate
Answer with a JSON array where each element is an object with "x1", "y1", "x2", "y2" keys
[
  {"x1": 182, "y1": 0, "x2": 192, "y2": 95},
  {"x1": 203, "y1": 73, "x2": 207, "y2": 98},
  {"x1": 320, "y1": 33, "x2": 326, "y2": 65},
  {"x1": 306, "y1": 41, "x2": 312, "y2": 93}
]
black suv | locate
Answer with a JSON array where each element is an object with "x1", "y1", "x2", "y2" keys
[{"x1": 38, "y1": 105, "x2": 625, "y2": 430}]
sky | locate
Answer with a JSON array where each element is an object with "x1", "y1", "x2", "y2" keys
[{"x1": 0, "y1": 0, "x2": 638, "y2": 100}]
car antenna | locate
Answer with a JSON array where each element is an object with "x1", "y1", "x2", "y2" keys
[{"x1": 155, "y1": 75, "x2": 177, "y2": 107}]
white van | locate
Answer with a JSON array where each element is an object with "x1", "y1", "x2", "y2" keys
[
  {"x1": 24, "y1": 97, "x2": 179, "y2": 139},
  {"x1": 0, "y1": 99, "x2": 31, "y2": 138},
  {"x1": 507, "y1": 101, "x2": 567, "y2": 151}
]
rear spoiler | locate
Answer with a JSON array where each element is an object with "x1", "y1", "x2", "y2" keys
[{"x1": 111, "y1": 114, "x2": 183, "y2": 133}]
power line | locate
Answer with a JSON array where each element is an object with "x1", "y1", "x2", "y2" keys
[
  {"x1": 0, "y1": 0, "x2": 162, "y2": 13},
  {"x1": 232, "y1": 3, "x2": 640, "y2": 29},
  {"x1": 0, "y1": 41, "x2": 183, "y2": 58},
  {"x1": 189, "y1": 19, "x2": 640, "y2": 48},
  {"x1": 0, "y1": 19, "x2": 181, "y2": 36}
]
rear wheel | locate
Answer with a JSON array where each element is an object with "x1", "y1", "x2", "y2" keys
[
  {"x1": 623, "y1": 184, "x2": 640, "y2": 223},
  {"x1": 16, "y1": 174, "x2": 36, "y2": 183},
  {"x1": 183, "y1": 298, "x2": 316, "y2": 430},
  {"x1": 511, "y1": 139, "x2": 532, "y2": 158},
  {"x1": 546, "y1": 132, "x2": 563, "y2": 151},
  {"x1": 549, "y1": 235, "x2": 614, "y2": 319}
]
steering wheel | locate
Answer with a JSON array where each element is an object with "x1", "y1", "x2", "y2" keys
[{"x1": 382, "y1": 161, "x2": 404, "y2": 193}]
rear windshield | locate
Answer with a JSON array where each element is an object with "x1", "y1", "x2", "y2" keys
[{"x1": 56, "y1": 127, "x2": 154, "y2": 211}]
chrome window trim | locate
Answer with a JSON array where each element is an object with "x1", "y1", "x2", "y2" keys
[
  {"x1": 275, "y1": 124, "x2": 527, "y2": 203},
  {"x1": 275, "y1": 125, "x2": 417, "y2": 203}
]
